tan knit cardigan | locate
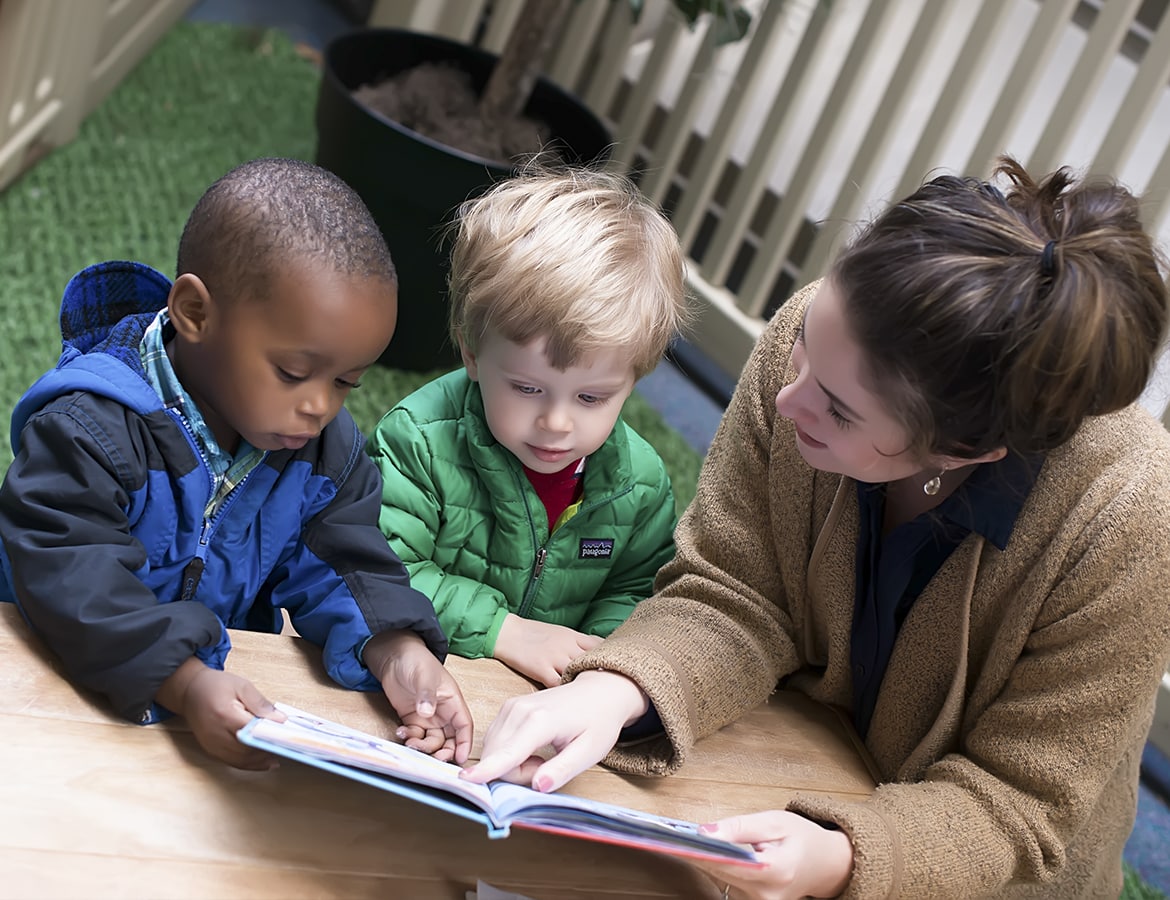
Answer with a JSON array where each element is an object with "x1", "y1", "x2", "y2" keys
[{"x1": 565, "y1": 280, "x2": 1170, "y2": 898}]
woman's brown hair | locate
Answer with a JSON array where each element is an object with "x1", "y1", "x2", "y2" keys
[{"x1": 831, "y1": 156, "x2": 1169, "y2": 460}]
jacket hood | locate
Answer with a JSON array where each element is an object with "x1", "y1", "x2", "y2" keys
[{"x1": 10, "y1": 261, "x2": 171, "y2": 452}]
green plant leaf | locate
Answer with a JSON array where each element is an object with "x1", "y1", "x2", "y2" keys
[{"x1": 669, "y1": 0, "x2": 752, "y2": 45}]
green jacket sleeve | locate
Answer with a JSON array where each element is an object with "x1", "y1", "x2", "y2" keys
[
  {"x1": 366, "y1": 407, "x2": 510, "y2": 659},
  {"x1": 577, "y1": 457, "x2": 677, "y2": 636}
]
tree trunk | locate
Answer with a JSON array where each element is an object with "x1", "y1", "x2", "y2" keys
[{"x1": 478, "y1": 0, "x2": 572, "y2": 126}]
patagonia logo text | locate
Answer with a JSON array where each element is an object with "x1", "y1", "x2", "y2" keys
[{"x1": 578, "y1": 538, "x2": 615, "y2": 560}]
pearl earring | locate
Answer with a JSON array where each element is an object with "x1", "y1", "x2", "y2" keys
[{"x1": 923, "y1": 468, "x2": 945, "y2": 496}]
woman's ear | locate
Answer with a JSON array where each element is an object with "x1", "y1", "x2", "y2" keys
[
  {"x1": 942, "y1": 446, "x2": 1008, "y2": 469},
  {"x1": 167, "y1": 274, "x2": 214, "y2": 343}
]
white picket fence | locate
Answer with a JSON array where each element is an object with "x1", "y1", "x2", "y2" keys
[
  {"x1": 370, "y1": 0, "x2": 1170, "y2": 384},
  {"x1": 0, "y1": 0, "x2": 198, "y2": 193}
]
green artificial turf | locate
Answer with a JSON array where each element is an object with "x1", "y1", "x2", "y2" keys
[
  {"x1": 1125, "y1": 862, "x2": 1169, "y2": 900},
  {"x1": 0, "y1": 22, "x2": 701, "y2": 512}
]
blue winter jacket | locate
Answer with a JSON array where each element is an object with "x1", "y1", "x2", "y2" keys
[{"x1": 0, "y1": 261, "x2": 447, "y2": 724}]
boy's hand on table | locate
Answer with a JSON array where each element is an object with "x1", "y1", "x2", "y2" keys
[
  {"x1": 363, "y1": 629, "x2": 473, "y2": 764},
  {"x1": 493, "y1": 613, "x2": 604, "y2": 688},
  {"x1": 157, "y1": 657, "x2": 287, "y2": 770}
]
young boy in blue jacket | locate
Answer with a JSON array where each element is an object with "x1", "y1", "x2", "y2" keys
[
  {"x1": 0, "y1": 158, "x2": 471, "y2": 769},
  {"x1": 367, "y1": 167, "x2": 689, "y2": 688}
]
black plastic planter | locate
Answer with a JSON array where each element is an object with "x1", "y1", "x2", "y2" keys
[{"x1": 315, "y1": 28, "x2": 613, "y2": 371}]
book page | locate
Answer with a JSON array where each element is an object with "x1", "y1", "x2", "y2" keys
[
  {"x1": 487, "y1": 781, "x2": 758, "y2": 863},
  {"x1": 246, "y1": 703, "x2": 496, "y2": 814},
  {"x1": 240, "y1": 703, "x2": 759, "y2": 865}
]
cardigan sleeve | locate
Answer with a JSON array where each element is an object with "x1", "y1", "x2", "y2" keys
[{"x1": 563, "y1": 281, "x2": 821, "y2": 774}]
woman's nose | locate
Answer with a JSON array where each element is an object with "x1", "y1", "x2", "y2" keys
[{"x1": 775, "y1": 377, "x2": 811, "y2": 422}]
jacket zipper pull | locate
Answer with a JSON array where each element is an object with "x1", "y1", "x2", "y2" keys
[
  {"x1": 532, "y1": 547, "x2": 547, "y2": 580},
  {"x1": 180, "y1": 557, "x2": 205, "y2": 601},
  {"x1": 181, "y1": 519, "x2": 213, "y2": 601}
]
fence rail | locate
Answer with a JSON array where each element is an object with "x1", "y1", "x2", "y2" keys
[
  {"x1": 370, "y1": 0, "x2": 1170, "y2": 387},
  {"x1": 0, "y1": 0, "x2": 198, "y2": 193}
]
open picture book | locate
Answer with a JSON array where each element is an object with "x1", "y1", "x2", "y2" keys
[{"x1": 237, "y1": 703, "x2": 760, "y2": 866}]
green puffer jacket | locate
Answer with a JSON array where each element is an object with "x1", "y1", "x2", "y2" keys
[{"x1": 366, "y1": 370, "x2": 678, "y2": 659}]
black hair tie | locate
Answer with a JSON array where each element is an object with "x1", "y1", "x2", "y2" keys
[{"x1": 1040, "y1": 239, "x2": 1058, "y2": 277}]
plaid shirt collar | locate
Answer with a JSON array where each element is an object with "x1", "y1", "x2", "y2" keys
[{"x1": 139, "y1": 309, "x2": 265, "y2": 516}]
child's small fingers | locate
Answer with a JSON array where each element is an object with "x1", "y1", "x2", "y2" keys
[
  {"x1": 232, "y1": 745, "x2": 281, "y2": 771},
  {"x1": 539, "y1": 665, "x2": 562, "y2": 688},
  {"x1": 238, "y1": 679, "x2": 284, "y2": 721},
  {"x1": 452, "y1": 723, "x2": 473, "y2": 765},
  {"x1": 395, "y1": 724, "x2": 426, "y2": 742},
  {"x1": 404, "y1": 727, "x2": 446, "y2": 755},
  {"x1": 429, "y1": 740, "x2": 456, "y2": 763}
]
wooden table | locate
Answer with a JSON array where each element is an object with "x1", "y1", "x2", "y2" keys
[{"x1": 0, "y1": 603, "x2": 875, "y2": 899}]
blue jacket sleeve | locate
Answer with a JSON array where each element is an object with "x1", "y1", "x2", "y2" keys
[
  {"x1": 269, "y1": 416, "x2": 448, "y2": 690},
  {"x1": 0, "y1": 394, "x2": 225, "y2": 722}
]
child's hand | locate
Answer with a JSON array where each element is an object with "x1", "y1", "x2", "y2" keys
[
  {"x1": 493, "y1": 613, "x2": 604, "y2": 688},
  {"x1": 363, "y1": 629, "x2": 473, "y2": 764},
  {"x1": 156, "y1": 657, "x2": 287, "y2": 770}
]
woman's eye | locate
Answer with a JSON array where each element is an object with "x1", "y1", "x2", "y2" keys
[{"x1": 827, "y1": 405, "x2": 852, "y2": 428}]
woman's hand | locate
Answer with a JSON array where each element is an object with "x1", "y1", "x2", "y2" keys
[
  {"x1": 692, "y1": 810, "x2": 854, "y2": 900},
  {"x1": 460, "y1": 669, "x2": 648, "y2": 791}
]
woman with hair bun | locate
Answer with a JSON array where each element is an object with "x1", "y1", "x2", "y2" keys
[{"x1": 463, "y1": 157, "x2": 1170, "y2": 899}]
